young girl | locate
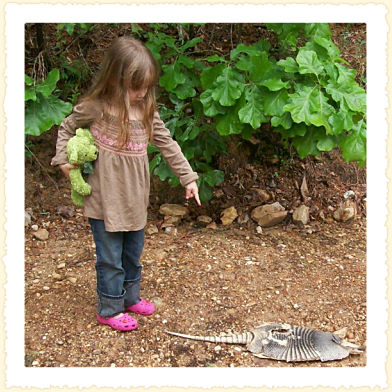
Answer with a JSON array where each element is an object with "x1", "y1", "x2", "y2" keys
[{"x1": 51, "y1": 36, "x2": 201, "y2": 331}]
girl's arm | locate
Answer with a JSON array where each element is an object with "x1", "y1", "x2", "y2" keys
[
  {"x1": 151, "y1": 111, "x2": 199, "y2": 187},
  {"x1": 152, "y1": 112, "x2": 201, "y2": 205},
  {"x1": 51, "y1": 100, "x2": 100, "y2": 167}
]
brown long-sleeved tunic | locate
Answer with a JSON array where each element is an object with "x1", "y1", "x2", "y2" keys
[{"x1": 51, "y1": 101, "x2": 198, "y2": 232}]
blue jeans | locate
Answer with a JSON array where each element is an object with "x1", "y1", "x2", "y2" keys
[{"x1": 89, "y1": 218, "x2": 144, "y2": 317}]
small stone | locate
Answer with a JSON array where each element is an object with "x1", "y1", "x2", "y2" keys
[
  {"x1": 197, "y1": 215, "x2": 213, "y2": 225},
  {"x1": 206, "y1": 222, "x2": 218, "y2": 230},
  {"x1": 68, "y1": 277, "x2": 77, "y2": 284},
  {"x1": 333, "y1": 200, "x2": 357, "y2": 222},
  {"x1": 25, "y1": 211, "x2": 32, "y2": 227},
  {"x1": 256, "y1": 226, "x2": 263, "y2": 234},
  {"x1": 56, "y1": 340, "x2": 64, "y2": 345},
  {"x1": 163, "y1": 215, "x2": 181, "y2": 225},
  {"x1": 43, "y1": 286, "x2": 50, "y2": 291},
  {"x1": 57, "y1": 263, "x2": 66, "y2": 269},
  {"x1": 251, "y1": 202, "x2": 287, "y2": 228},
  {"x1": 214, "y1": 345, "x2": 222, "y2": 352},
  {"x1": 292, "y1": 205, "x2": 310, "y2": 226},
  {"x1": 31, "y1": 224, "x2": 38, "y2": 231},
  {"x1": 33, "y1": 228, "x2": 49, "y2": 241},
  {"x1": 293, "y1": 304, "x2": 299, "y2": 309},
  {"x1": 159, "y1": 204, "x2": 188, "y2": 217},
  {"x1": 221, "y1": 206, "x2": 238, "y2": 225},
  {"x1": 252, "y1": 188, "x2": 271, "y2": 203},
  {"x1": 52, "y1": 273, "x2": 62, "y2": 280},
  {"x1": 164, "y1": 226, "x2": 177, "y2": 236}
]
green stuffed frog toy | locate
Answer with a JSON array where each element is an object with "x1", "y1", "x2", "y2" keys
[{"x1": 67, "y1": 128, "x2": 98, "y2": 207}]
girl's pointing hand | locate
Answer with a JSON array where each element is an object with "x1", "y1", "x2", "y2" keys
[{"x1": 185, "y1": 181, "x2": 201, "y2": 206}]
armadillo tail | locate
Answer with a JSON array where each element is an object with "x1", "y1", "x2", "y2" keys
[{"x1": 165, "y1": 330, "x2": 253, "y2": 345}]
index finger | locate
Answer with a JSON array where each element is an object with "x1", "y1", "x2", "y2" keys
[{"x1": 194, "y1": 190, "x2": 201, "y2": 206}]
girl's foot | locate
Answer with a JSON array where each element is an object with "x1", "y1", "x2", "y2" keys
[
  {"x1": 125, "y1": 298, "x2": 155, "y2": 315},
  {"x1": 97, "y1": 313, "x2": 138, "y2": 331}
]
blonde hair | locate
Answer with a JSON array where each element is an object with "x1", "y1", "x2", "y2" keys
[{"x1": 82, "y1": 36, "x2": 159, "y2": 145}]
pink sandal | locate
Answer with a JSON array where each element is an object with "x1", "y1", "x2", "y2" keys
[
  {"x1": 97, "y1": 313, "x2": 138, "y2": 331},
  {"x1": 125, "y1": 298, "x2": 155, "y2": 315}
]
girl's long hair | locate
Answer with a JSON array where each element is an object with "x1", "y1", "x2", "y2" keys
[{"x1": 81, "y1": 36, "x2": 159, "y2": 145}]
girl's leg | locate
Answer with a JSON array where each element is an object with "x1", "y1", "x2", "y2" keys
[
  {"x1": 122, "y1": 228, "x2": 144, "y2": 308},
  {"x1": 89, "y1": 218, "x2": 126, "y2": 317}
]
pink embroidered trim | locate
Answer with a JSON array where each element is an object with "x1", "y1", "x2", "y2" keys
[{"x1": 91, "y1": 129, "x2": 148, "y2": 153}]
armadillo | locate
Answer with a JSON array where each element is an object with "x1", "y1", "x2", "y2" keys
[{"x1": 165, "y1": 322, "x2": 364, "y2": 362}]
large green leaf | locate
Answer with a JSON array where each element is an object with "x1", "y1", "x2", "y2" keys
[
  {"x1": 284, "y1": 85, "x2": 316, "y2": 124},
  {"x1": 313, "y1": 37, "x2": 341, "y2": 60},
  {"x1": 204, "y1": 169, "x2": 224, "y2": 187},
  {"x1": 284, "y1": 84, "x2": 334, "y2": 134},
  {"x1": 159, "y1": 63, "x2": 186, "y2": 91},
  {"x1": 309, "y1": 89, "x2": 335, "y2": 133},
  {"x1": 172, "y1": 83, "x2": 196, "y2": 100},
  {"x1": 262, "y1": 89, "x2": 289, "y2": 116},
  {"x1": 317, "y1": 135, "x2": 336, "y2": 152},
  {"x1": 271, "y1": 112, "x2": 293, "y2": 130},
  {"x1": 292, "y1": 126, "x2": 324, "y2": 158},
  {"x1": 335, "y1": 63, "x2": 357, "y2": 84},
  {"x1": 339, "y1": 119, "x2": 366, "y2": 165},
  {"x1": 326, "y1": 81, "x2": 366, "y2": 113},
  {"x1": 328, "y1": 110, "x2": 354, "y2": 135},
  {"x1": 212, "y1": 67, "x2": 245, "y2": 106},
  {"x1": 296, "y1": 49, "x2": 324, "y2": 76},
  {"x1": 200, "y1": 64, "x2": 226, "y2": 89},
  {"x1": 25, "y1": 86, "x2": 36, "y2": 102},
  {"x1": 200, "y1": 89, "x2": 226, "y2": 117},
  {"x1": 277, "y1": 57, "x2": 299, "y2": 73},
  {"x1": 36, "y1": 69, "x2": 60, "y2": 97},
  {"x1": 238, "y1": 85, "x2": 266, "y2": 129},
  {"x1": 230, "y1": 43, "x2": 263, "y2": 60},
  {"x1": 216, "y1": 106, "x2": 244, "y2": 136},
  {"x1": 25, "y1": 93, "x2": 72, "y2": 136}
]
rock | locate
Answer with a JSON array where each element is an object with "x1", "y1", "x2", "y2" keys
[
  {"x1": 57, "y1": 263, "x2": 66, "y2": 269},
  {"x1": 25, "y1": 211, "x2": 32, "y2": 227},
  {"x1": 33, "y1": 229, "x2": 49, "y2": 241},
  {"x1": 251, "y1": 202, "x2": 288, "y2": 228},
  {"x1": 31, "y1": 224, "x2": 38, "y2": 231},
  {"x1": 159, "y1": 204, "x2": 188, "y2": 217},
  {"x1": 68, "y1": 277, "x2": 77, "y2": 284},
  {"x1": 333, "y1": 200, "x2": 357, "y2": 222},
  {"x1": 213, "y1": 189, "x2": 224, "y2": 199},
  {"x1": 293, "y1": 205, "x2": 310, "y2": 226},
  {"x1": 197, "y1": 215, "x2": 213, "y2": 226},
  {"x1": 256, "y1": 226, "x2": 263, "y2": 235},
  {"x1": 206, "y1": 222, "x2": 218, "y2": 230},
  {"x1": 52, "y1": 273, "x2": 62, "y2": 280},
  {"x1": 164, "y1": 226, "x2": 177, "y2": 236},
  {"x1": 300, "y1": 175, "x2": 309, "y2": 200},
  {"x1": 163, "y1": 215, "x2": 181, "y2": 225},
  {"x1": 221, "y1": 206, "x2": 238, "y2": 225},
  {"x1": 146, "y1": 224, "x2": 158, "y2": 235},
  {"x1": 252, "y1": 188, "x2": 271, "y2": 203}
]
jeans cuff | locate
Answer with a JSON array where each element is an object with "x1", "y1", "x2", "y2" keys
[
  {"x1": 97, "y1": 289, "x2": 125, "y2": 317},
  {"x1": 124, "y1": 280, "x2": 141, "y2": 308}
]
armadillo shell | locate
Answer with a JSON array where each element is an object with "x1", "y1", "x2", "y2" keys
[{"x1": 261, "y1": 326, "x2": 350, "y2": 362}]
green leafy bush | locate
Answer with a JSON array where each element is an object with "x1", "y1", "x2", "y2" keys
[
  {"x1": 25, "y1": 23, "x2": 366, "y2": 203},
  {"x1": 25, "y1": 69, "x2": 72, "y2": 137},
  {"x1": 200, "y1": 23, "x2": 366, "y2": 167}
]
